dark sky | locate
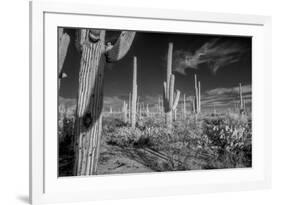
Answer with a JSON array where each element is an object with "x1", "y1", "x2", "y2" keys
[{"x1": 59, "y1": 28, "x2": 251, "y2": 112}]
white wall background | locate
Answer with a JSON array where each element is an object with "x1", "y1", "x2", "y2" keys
[{"x1": 0, "y1": 0, "x2": 279, "y2": 204}]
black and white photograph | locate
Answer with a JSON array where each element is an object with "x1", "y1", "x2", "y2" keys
[{"x1": 58, "y1": 27, "x2": 252, "y2": 177}]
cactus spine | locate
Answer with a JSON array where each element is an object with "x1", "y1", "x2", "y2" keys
[
  {"x1": 74, "y1": 29, "x2": 135, "y2": 176},
  {"x1": 131, "y1": 57, "x2": 138, "y2": 128},
  {"x1": 163, "y1": 43, "x2": 180, "y2": 130},
  {"x1": 193, "y1": 74, "x2": 201, "y2": 114}
]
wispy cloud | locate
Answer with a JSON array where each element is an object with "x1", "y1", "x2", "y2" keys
[
  {"x1": 205, "y1": 84, "x2": 251, "y2": 96},
  {"x1": 173, "y1": 38, "x2": 248, "y2": 74},
  {"x1": 202, "y1": 84, "x2": 252, "y2": 108}
]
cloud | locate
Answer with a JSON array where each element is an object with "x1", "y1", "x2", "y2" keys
[
  {"x1": 205, "y1": 84, "x2": 251, "y2": 96},
  {"x1": 173, "y1": 38, "x2": 248, "y2": 74},
  {"x1": 104, "y1": 96, "x2": 124, "y2": 105},
  {"x1": 202, "y1": 84, "x2": 252, "y2": 108}
]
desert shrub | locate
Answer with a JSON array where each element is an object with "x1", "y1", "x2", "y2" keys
[
  {"x1": 202, "y1": 115, "x2": 252, "y2": 168},
  {"x1": 106, "y1": 127, "x2": 143, "y2": 147},
  {"x1": 59, "y1": 117, "x2": 75, "y2": 149},
  {"x1": 103, "y1": 113, "x2": 252, "y2": 171},
  {"x1": 58, "y1": 117, "x2": 75, "y2": 176}
]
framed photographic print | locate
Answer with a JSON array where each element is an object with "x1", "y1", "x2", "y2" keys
[{"x1": 30, "y1": 0, "x2": 272, "y2": 204}]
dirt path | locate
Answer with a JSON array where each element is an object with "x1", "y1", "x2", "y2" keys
[{"x1": 97, "y1": 143, "x2": 154, "y2": 175}]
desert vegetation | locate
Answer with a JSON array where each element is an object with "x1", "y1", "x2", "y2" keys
[
  {"x1": 59, "y1": 108, "x2": 251, "y2": 176},
  {"x1": 58, "y1": 32, "x2": 252, "y2": 176}
]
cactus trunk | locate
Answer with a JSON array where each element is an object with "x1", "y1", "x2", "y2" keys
[
  {"x1": 193, "y1": 74, "x2": 201, "y2": 114},
  {"x1": 198, "y1": 81, "x2": 201, "y2": 113},
  {"x1": 183, "y1": 94, "x2": 186, "y2": 119},
  {"x1": 162, "y1": 43, "x2": 180, "y2": 130},
  {"x1": 131, "y1": 57, "x2": 137, "y2": 128},
  {"x1": 192, "y1": 97, "x2": 195, "y2": 113},
  {"x1": 146, "y1": 104, "x2": 150, "y2": 117},
  {"x1": 174, "y1": 108, "x2": 177, "y2": 121},
  {"x1": 73, "y1": 29, "x2": 135, "y2": 176},
  {"x1": 239, "y1": 83, "x2": 245, "y2": 114},
  {"x1": 128, "y1": 93, "x2": 131, "y2": 120},
  {"x1": 74, "y1": 38, "x2": 106, "y2": 176},
  {"x1": 123, "y1": 101, "x2": 128, "y2": 123}
]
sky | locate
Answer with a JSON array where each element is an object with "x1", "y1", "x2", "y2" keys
[{"x1": 59, "y1": 28, "x2": 252, "y2": 113}]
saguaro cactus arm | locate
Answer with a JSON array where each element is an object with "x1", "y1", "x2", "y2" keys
[
  {"x1": 58, "y1": 28, "x2": 70, "y2": 76},
  {"x1": 163, "y1": 82, "x2": 167, "y2": 98},
  {"x1": 106, "y1": 31, "x2": 136, "y2": 62},
  {"x1": 193, "y1": 74, "x2": 201, "y2": 114},
  {"x1": 169, "y1": 75, "x2": 175, "y2": 108},
  {"x1": 172, "y1": 90, "x2": 181, "y2": 110},
  {"x1": 163, "y1": 81, "x2": 181, "y2": 112},
  {"x1": 75, "y1": 29, "x2": 87, "y2": 51}
]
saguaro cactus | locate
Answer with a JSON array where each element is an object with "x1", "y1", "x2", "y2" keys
[
  {"x1": 131, "y1": 57, "x2": 138, "y2": 128},
  {"x1": 128, "y1": 92, "x2": 131, "y2": 120},
  {"x1": 74, "y1": 29, "x2": 135, "y2": 176},
  {"x1": 162, "y1": 43, "x2": 180, "y2": 130},
  {"x1": 158, "y1": 96, "x2": 162, "y2": 115},
  {"x1": 192, "y1": 96, "x2": 195, "y2": 113},
  {"x1": 146, "y1": 104, "x2": 150, "y2": 117},
  {"x1": 183, "y1": 94, "x2": 186, "y2": 119},
  {"x1": 139, "y1": 102, "x2": 144, "y2": 120},
  {"x1": 213, "y1": 103, "x2": 217, "y2": 115},
  {"x1": 193, "y1": 74, "x2": 201, "y2": 114},
  {"x1": 58, "y1": 28, "x2": 70, "y2": 89},
  {"x1": 174, "y1": 108, "x2": 177, "y2": 121},
  {"x1": 239, "y1": 83, "x2": 245, "y2": 114},
  {"x1": 123, "y1": 101, "x2": 128, "y2": 123}
]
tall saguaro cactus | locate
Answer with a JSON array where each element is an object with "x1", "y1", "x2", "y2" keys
[
  {"x1": 146, "y1": 104, "x2": 150, "y2": 117},
  {"x1": 183, "y1": 94, "x2": 186, "y2": 119},
  {"x1": 74, "y1": 29, "x2": 135, "y2": 176},
  {"x1": 123, "y1": 101, "x2": 128, "y2": 123},
  {"x1": 158, "y1": 96, "x2": 162, "y2": 115},
  {"x1": 163, "y1": 43, "x2": 180, "y2": 130},
  {"x1": 192, "y1": 96, "x2": 195, "y2": 113},
  {"x1": 213, "y1": 103, "x2": 217, "y2": 115},
  {"x1": 131, "y1": 57, "x2": 138, "y2": 128},
  {"x1": 239, "y1": 83, "x2": 245, "y2": 114},
  {"x1": 128, "y1": 92, "x2": 131, "y2": 120},
  {"x1": 193, "y1": 74, "x2": 201, "y2": 114}
]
